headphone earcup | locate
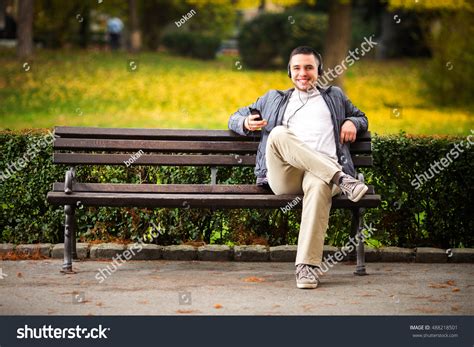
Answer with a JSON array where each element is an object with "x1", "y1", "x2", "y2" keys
[{"x1": 316, "y1": 52, "x2": 323, "y2": 76}]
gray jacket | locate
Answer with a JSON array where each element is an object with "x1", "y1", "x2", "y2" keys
[{"x1": 228, "y1": 86, "x2": 368, "y2": 179}]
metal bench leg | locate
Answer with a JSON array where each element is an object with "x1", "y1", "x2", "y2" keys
[
  {"x1": 63, "y1": 167, "x2": 78, "y2": 261},
  {"x1": 72, "y1": 216, "x2": 77, "y2": 259},
  {"x1": 61, "y1": 205, "x2": 75, "y2": 273},
  {"x1": 352, "y1": 208, "x2": 368, "y2": 276}
]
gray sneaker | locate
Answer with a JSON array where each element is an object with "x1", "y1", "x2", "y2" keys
[
  {"x1": 338, "y1": 174, "x2": 368, "y2": 203},
  {"x1": 295, "y1": 264, "x2": 320, "y2": 289}
]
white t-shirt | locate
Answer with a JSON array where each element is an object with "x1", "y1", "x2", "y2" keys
[{"x1": 282, "y1": 89, "x2": 337, "y2": 160}]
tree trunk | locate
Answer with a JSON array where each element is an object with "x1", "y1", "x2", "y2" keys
[
  {"x1": 258, "y1": 0, "x2": 266, "y2": 14},
  {"x1": 0, "y1": 0, "x2": 6, "y2": 32},
  {"x1": 376, "y1": 9, "x2": 396, "y2": 60},
  {"x1": 79, "y1": 4, "x2": 90, "y2": 49},
  {"x1": 128, "y1": 0, "x2": 141, "y2": 53},
  {"x1": 323, "y1": 0, "x2": 351, "y2": 89},
  {"x1": 17, "y1": 0, "x2": 34, "y2": 59}
]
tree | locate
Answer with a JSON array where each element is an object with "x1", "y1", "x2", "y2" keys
[
  {"x1": 0, "y1": 0, "x2": 5, "y2": 32},
  {"x1": 323, "y1": 0, "x2": 351, "y2": 88},
  {"x1": 78, "y1": 2, "x2": 90, "y2": 49},
  {"x1": 17, "y1": 0, "x2": 34, "y2": 59},
  {"x1": 128, "y1": 0, "x2": 141, "y2": 53},
  {"x1": 389, "y1": 0, "x2": 474, "y2": 106}
]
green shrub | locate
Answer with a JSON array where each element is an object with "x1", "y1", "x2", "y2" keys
[
  {"x1": 185, "y1": 1, "x2": 236, "y2": 40},
  {"x1": 1, "y1": 130, "x2": 472, "y2": 248},
  {"x1": 0, "y1": 130, "x2": 65, "y2": 243},
  {"x1": 162, "y1": 31, "x2": 221, "y2": 60},
  {"x1": 363, "y1": 132, "x2": 473, "y2": 249},
  {"x1": 238, "y1": 12, "x2": 288, "y2": 69},
  {"x1": 422, "y1": 10, "x2": 474, "y2": 107},
  {"x1": 280, "y1": 11, "x2": 327, "y2": 66},
  {"x1": 238, "y1": 11, "x2": 327, "y2": 69}
]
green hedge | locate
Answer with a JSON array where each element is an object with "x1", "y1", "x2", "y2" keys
[
  {"x1": 162, "y1": 31, "x2": 221, "y2": 60},
  {"x1": 363, "y1": 133, "x2": 473, "y2": 248},
  {"x1": 0, "y1": 130, "x2": 472, "y2": 248}
]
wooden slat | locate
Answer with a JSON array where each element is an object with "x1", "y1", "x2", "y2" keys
[
  {"x1": 52, "y1": 183, "x2": 271, "y2": 194},
  {"x1": 348, "y1": 141, "x2": 371, "y2": 153},
  {"x1": 54, "y1": 138, "x2": 259, "y2": 153},
  {"x1": 53, "y1": 153, "x2": 256, "y2": 166},
  {"x1": 54, "y1": 138, "x2": 371, "y2": 154},
  {"x1": 47, "y1": 192, "x2": 381, "y2": 208},
  {"x1": 352, "y1": 156, "x2": 373, "y2": 167},
  {"x1": 53, "y1": 153, "x2": 372, "y2": 167},
  {"x1": 51, "y1": 182, "x2": 375, "y2": 195},
  {"x1": 54, "y1": 126, "x2": 371, "y2": 142},
  {"x1": 54, "y1": 127, "x2": 257, "y2": 141}
]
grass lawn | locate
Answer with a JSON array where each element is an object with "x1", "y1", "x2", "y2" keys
[{"x1": 0, "y1": 48, "x2": 472, "y2": 135}]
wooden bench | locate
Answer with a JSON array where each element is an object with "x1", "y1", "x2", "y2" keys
[{"x1": 47, "y1": 126, "x2": 381, "y2": 274}]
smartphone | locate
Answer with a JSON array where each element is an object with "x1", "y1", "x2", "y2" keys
[{"x1": 250, "y1": 108, "x2": 263, "y2": 121}]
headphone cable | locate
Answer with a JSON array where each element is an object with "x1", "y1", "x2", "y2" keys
[{"x1": 285, "y1": 89, "x2": 316, "y2": 127}]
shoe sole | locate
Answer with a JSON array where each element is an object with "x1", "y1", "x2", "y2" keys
[
  {"x1": 297, "y1": 282, "x2": 319, "y2": 289},
  {"x1": 349, "y1": 184, "x2": 369, "y2": 203}
]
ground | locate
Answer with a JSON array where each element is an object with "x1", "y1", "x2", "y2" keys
[{"x1": 0, "y1": 260, "x2": 472, "y2": 315}]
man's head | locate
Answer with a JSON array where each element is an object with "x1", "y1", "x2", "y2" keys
[{"x1": 288, "y1": 46, "x2": 323, "y2": 92}]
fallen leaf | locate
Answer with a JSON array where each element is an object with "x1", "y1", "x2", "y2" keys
[
  {"x1": 452, "y1": 288, "x2": 460, "y2": 292},
  {"x1": 446, "y1": 280, "x2": 456, "y2": 286},
  {"x1": 214, "y1": 304, "x2": 223, "y2": 309},
  {"x1": 429, "y1": 283, "x2": 448, "y2": 289},
  {"x1": 16, "y1": 272, "x2": 22, "y2": 278},
  {"x1": 428, "y1": 299, "x2": 443, "y2": 303},
  {"x1": 243, "y1": 276, "x2": 265, "y2": 283}
]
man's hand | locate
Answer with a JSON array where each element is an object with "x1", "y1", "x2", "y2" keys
[
  {"x1": 245, "y1": 114, "x2": 268, "y2": 131},
  {"x1": 340, "y1": 120, "x2": 357, "y2": 144}
]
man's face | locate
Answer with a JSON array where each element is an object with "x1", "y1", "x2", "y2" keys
[{"x1": 289, "y1": 53, "x2": 319, "y2": 92}]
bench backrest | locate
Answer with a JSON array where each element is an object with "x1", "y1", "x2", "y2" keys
[{"x1": 53, "y1": 126, "x2": 373, "y2": 168}]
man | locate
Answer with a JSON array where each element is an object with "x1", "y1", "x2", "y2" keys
[
  {"x1": 228, "y1": 46, "x2": 368, "y2": 289},
  {"x1": 107, "y1": 16, "x2": 124, "y2": 51}
]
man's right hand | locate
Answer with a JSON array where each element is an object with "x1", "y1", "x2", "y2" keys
[{"x1": 244, "y1": 114, "x2": 268, "y2": 131}]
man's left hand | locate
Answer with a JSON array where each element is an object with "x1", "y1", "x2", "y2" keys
[{"x1": 340, "y1": 120, "x2": 357, "y2": 144}]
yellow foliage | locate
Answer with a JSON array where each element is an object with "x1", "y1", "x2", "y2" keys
[
  {"x1": 0, "y1": 52, "x2": 471, "y2": 135},
  {"x1": 388, "y1": 0, "x2": 473, "y2": 11}
]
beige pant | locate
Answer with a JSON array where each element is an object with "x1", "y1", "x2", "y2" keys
[{"x1": 265, "y1": 126, "x2": 342, "y2": 266}]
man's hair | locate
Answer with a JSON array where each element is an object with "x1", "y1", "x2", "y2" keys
[{"x1": 288, "y1": 46, "x2": 321, "y2": 66}]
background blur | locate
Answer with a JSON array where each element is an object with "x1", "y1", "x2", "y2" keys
[{"x1": 1, "y1": 0, "x2": 472, "y2": 135}]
